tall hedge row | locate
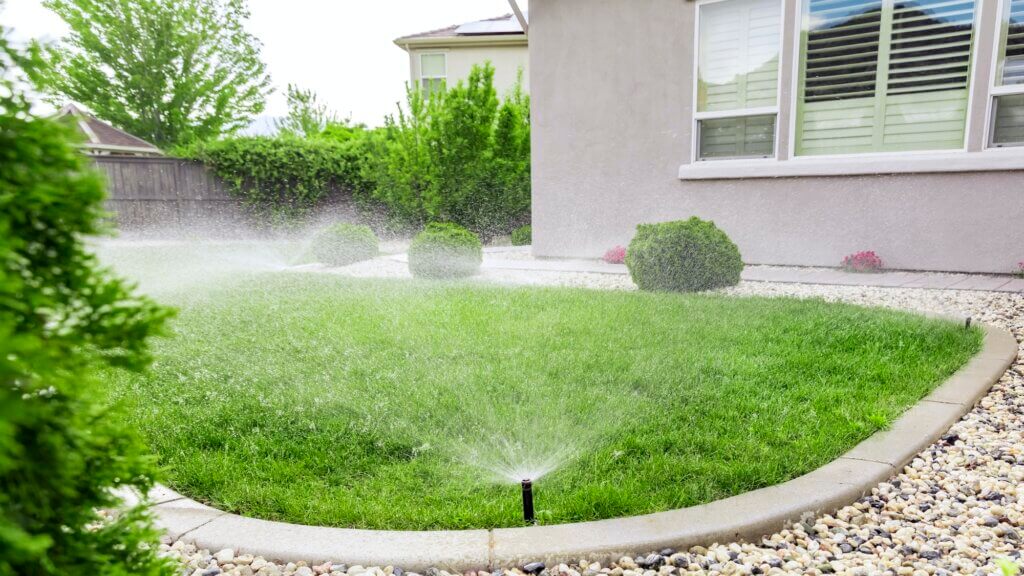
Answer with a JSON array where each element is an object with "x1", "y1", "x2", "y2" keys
[{"x1": 187, "y1": 63, "x2": 531, "y2": 237}]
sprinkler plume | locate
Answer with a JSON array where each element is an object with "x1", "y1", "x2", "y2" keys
[{"x1": 521, "y1": 478, "x2": 536, "y2": 525}]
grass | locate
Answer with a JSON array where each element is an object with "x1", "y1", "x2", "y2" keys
[{"x1": 99, "y1": 273, "x2": 981, "y2": 530}]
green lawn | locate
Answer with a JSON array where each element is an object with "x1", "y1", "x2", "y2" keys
[{"x1": 100, "y1": 274, "x2": 980, "y2": 530}]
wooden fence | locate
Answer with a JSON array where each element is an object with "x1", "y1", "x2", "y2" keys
[{"x1": 93, "y1": 156, "x2": 250, "y2": 233}]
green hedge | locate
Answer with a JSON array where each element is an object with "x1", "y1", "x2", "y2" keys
[
  {"x1": 511, "y1": 225, "x2": 531, "y2": 246},
  {"x1": 626, "y1": 218, "x2": 744, "y2": 292},
  {"x1": 311, "y1": 224, "x2": 379, "y2": 266},
  {"x1": 408, "y1": 222, "x2": 483, "y2": 279},
  {"x1": 187, "y1": 136, "x2": 366, "y2": 224}
]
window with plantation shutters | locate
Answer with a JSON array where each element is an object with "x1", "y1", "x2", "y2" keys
[
  {"x1": 695, "y1": 0, "x2": 782, "y2": 160},
  {"x1": 796, "y1": 0, "x2": 977, "y2": 155},
  {"x1": 990, "y1": 0, "x2": 1024, "y2": 147}
]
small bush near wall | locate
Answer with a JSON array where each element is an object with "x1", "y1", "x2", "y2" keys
[
  {"x1": 408, "y1": 222, "x2": 483, "y2": 279},
  {"x1": 842, "y1": 251, "x2": 884, "y2": 273},
  {"x1": 603, "y1": 246, "x2": 627, "y2": 264},
  {"x1": 311, "y1": 224, "x2": 379, "y2": 266},
  {"x1": 626, "y1": 218, "x2": 744, "y2": 292},
  {"x1": 511, "y1": 225, "x2": 532, "y2": 246},
  {"x1": 1014, "y1": 261, "x2": 1024, "y2": 279}
]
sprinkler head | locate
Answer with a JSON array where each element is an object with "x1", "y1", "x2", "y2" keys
[
  {"x1": 521, "y1": 478, "x2": 536, "y2": 525},
  {"x1": 965, "y1": 316, "x2": 972, "y2": 329}
]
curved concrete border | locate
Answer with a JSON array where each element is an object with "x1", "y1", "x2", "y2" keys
[{"x1": 139, "y1": 322, "x2": 1017, "y2": 572}]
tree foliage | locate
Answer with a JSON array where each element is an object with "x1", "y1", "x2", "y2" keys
[
  {"x1": 36, "y1": 0, "x2": 272, "y2": 148},
  {"x1": 0, "y1": 18, "x2": 174, "y2": 575},
  {"x1": 372, "y1": 64, "x2": 531, "y2": 237},
  {"x1": 276, "y1": 84, "x2": 338, "y2": 138}
]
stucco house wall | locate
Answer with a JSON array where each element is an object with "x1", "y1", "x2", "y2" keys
[
  {"x1": 530, "y1": 0, "x2": 1024, "y2": 274},
  {"x1": 408, "y1": 44, "x2": 529, "y2": 97}
]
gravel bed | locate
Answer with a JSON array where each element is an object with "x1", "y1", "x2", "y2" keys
[{"x1": 163, "y1": 269, "x2": 1023, "y2": 576}]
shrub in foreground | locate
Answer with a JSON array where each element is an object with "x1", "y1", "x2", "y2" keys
[
  {"x1": 603, "y1": 245, "x2": 627, "y2": 264},
  {"x1": 626, "y1": 218, "x2": 743, "y2": 292},
  {"x1": 0, "y1": 30, "x2": 174, "y2": 576},
  {"x1": 312, "y1": 224, "x2": 379, "y2": 266},
  {"x1": 511, "y1": 225, "x2": 532, "y2": 246},
  {"x1": 842, "y1": 251, "x2": 884, "y2": 273},
  {"x1": 408, "y1": 222, "x2": 483, "y2": 279}
]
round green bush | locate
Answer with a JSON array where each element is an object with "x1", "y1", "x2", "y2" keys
[
  {"x1": 312, "y1": 224, "x2": 379, "y2": 266},
  {"x1": 408, "y1": 222, "x2": 483, "y2": 279},
  {"x1": 511, "y1": 225, "x2": 532, "y2": 246},
  {"x1": 625, "y1": 217, "x2": 743, "y2": 292}
]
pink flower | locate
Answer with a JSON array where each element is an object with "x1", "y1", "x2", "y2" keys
[
  {"x1": 842, "y1": 251, "x2": 883, "y2": 273},
  {"x1": 603, "y1": 245, "x2": 627, "y2": 265}
]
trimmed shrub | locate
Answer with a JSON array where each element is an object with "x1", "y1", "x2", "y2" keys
[
  {"x1": 842, "y1": 251, "x2": 884, "y2": 273},
  {"x1": 511, "y1": 225, "x2": 532, "y2": 246},
  {"x1": 603, "y1": 245, "x2": 627, "y2": 265},
  {"x1": 626, "y1": 218, "x2": 743, "y2": 292},
  {"x1": 408, "y1": 222, "x2": 483, "y2": 279},
  {"x1": 186, "y1": 135, "x2": 366, "y2": 224},
  {"x1": 1, "y1": 30, "x2": 175, "y2": 576},
  {"x1": 1014, "y1": 261, "x2": 1023, "y2": 279},
  {"x1": 311, "y1": 224, "x2": 379, "y2": 266}
]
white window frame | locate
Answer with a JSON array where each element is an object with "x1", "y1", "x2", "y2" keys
[
  {"x1": 986, "y1": 0, "x2": 1024, "y2": 149},
  {"x1": 681, "y1": 0, "x2": 1024, "y2": 178},
  {"x1": 691, "y1": 0, "x2": 786, "y2": 163},
  {"x1": 419, "y1": 52, "x2": 447, "y2": 95}
]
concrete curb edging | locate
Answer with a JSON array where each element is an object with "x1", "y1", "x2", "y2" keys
[{"x1": 142, "y1": 323, "x2": 1018, "y2": 572}]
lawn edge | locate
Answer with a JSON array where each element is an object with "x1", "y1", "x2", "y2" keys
[{"x1": 136, "y1": 322, "x2": 1017, "y2": 571}]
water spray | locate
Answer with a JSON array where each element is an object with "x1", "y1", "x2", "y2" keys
[{"x1": 521, "y1": 479, "x2": 536, "y2": 525}]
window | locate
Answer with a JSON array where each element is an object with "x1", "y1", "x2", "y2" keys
[
  {"x1": 796, "y1": 0, "x2": 978, "y2": 156},
  {"x1": 420, "y1": 53, "x2": 447, "y2": 97},
  {"x1": 991, "y1": 0, "x2": 1024, "y2": 147},
  {"x1": 695, "y1": 0, "x2": 782, "y2": 161}
]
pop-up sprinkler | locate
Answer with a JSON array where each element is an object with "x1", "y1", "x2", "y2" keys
[{"x1": 521, "y1": 479, "x2": 536, "y2": 525}]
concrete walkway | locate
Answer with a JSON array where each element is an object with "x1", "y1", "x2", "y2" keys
[{"x1": 445, "y1": 249, "x2": 1024, "y2": 293}]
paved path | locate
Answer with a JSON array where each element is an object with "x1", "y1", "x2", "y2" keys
[{"x1": 422, "y1": 249, "x2": 1024, "y2": 293}]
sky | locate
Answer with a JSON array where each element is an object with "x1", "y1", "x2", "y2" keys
[{"x1": 1, "y1": 0, "x2": 527, "y2": 127}]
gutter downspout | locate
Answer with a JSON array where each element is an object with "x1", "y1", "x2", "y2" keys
[{"x1": 507, "y1": 0, "x2": 528, "y2": 35}]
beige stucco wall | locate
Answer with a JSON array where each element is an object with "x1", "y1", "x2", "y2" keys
[
  {"x1": 409, "y1": 43, "x2": 529, "y2": 97},
  {"x1": 531, "y1": 0, "x2": 1024, "y2": 273}
]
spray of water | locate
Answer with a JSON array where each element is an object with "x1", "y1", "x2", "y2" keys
[{"x1": 94, "y1": 225, "x2": 619, "y2": 489}]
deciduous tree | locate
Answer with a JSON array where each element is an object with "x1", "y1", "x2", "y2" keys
[{"x1": 36, "y1": 0, "x2": 272, "y2": 148}]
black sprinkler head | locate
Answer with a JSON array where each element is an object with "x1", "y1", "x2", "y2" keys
[{"x1": 521, "y1": 478, "x2": 536, "y2": 525}]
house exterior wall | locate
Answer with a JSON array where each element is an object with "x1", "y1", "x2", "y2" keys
[
  {"x1": 530, "y1": 0, "x2": 1024, "y2": 274},
  {"x1": 408, "y1": 43, "x2": 529, "y2": 97}
]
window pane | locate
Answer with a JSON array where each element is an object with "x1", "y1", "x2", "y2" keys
[
  {"x1": 804, "y1": 0, "x2": 882, "y2": 103},
  {"x1": 992, "y1": 94, "x2": 1024, "y2": 146},
  {"x1": 697, "y1": 0, "x2": 781, "y2": 112},
  {"x1": 797, "y1": 0, "x2": 976, "y2": 155},
  {"x1": 422, "y1": 78, "x2": 444, "y2": 98},
  {"x1": 998, "y1": 0, "x2": 1024, "y2": 85},
  {"x1": 421, "y1": 54, "x2": 446, "y2": 78},
  {"x1": 698, "y1": 115, "x2": 776, "y2": 160}
]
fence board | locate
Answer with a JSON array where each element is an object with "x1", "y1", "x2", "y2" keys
[{"x1": 93, "y1": 156, "x2": 249, "y2": 233}]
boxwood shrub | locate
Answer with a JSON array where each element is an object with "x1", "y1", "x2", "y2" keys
[
  {"x1": 408, "y1": 222, "x2": 483, "y2": 279},
  {"x1": 312, "y1": 223, "x2": 379, "y2": 266},
  {"x1": 626, "y1": 217, "x2": 743, "y2": 292},
  {"x1": 511, "y1": 225, "x2": 532, "y2": 246}
]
